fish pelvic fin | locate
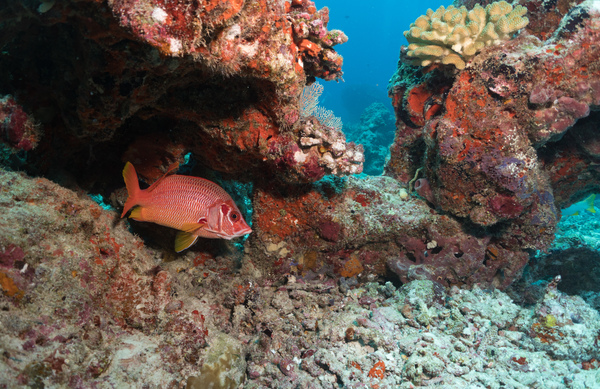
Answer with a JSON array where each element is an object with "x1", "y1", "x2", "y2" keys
[
  {"x1": 175, "y1": 231, "x2": 199, "y2": 253},
  {"x1": 121, "y1": 162, "x2": 142, "y2": 218}
]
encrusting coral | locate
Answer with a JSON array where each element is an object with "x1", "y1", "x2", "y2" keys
[{"x1": 404, "y1": 1, "x2": 529, "y2": 69}]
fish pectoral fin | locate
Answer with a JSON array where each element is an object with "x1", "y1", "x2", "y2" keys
[
  {"x1": 180, "y1": 220, "x2": 207, "y2": 233},
  {"x1": 175, "y1": 231, "x2": 199, "y2": 253},
  {"x1": 129, "y1": 207, "x2": 144, "y2": 221}
]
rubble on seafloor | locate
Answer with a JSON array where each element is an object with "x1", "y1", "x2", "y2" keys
[{"x1": 0, "y1": 169, "x2": 599, "y2": 388}]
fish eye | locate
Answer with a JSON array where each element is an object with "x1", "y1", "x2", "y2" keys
[{"x1": 230, "y1": 211, "x2": 239, "y2": 221}]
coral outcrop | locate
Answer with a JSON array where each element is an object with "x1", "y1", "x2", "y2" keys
[
  {"x1": 387, "y1": 0, "x2": 600, "y2": 285},
  {"x1": 404, "y1": 1, "x2": 529, "y2": 69},
  {"x1": 249, "y1": 175, "x2": 528, "y2": 289},
  {"x1": 0, "y1": 0, "x2": 355, "y2": 186},
  {"x1": 0, "y1": 96, "x2": 39, "y2": 152},
  {"x1": 0, "y1": 169, "x2": 215, "y2": 386}
]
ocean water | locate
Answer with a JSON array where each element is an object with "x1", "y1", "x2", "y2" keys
[
  {"x1": 316, "y1": 0, "x2": 447, "y2": 174},
  {"x1": 322, "y1": 0, "x2": 447, "y2": 108}
]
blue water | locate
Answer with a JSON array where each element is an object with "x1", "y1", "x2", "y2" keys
[{"x1": 318, "y1": 0, "x2": 447, "y2": 122}]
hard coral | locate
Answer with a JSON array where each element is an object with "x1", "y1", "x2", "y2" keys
[
  {"x1": 267, "y1": 78, "x2": 364, "y2": 182},
  {"x1": 387, "y1": 0, "x2": 600, "y2": 288},
  {"x1": 287, "y1": 2, "x2": 346, "y2": 81},
  {"x1": 404, "y1": 1, "x2": 529, "y2": 69}
]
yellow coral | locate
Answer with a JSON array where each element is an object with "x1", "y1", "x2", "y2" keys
[{"x1": 404, "y1": 1, "x2": 529, "y2": 69}]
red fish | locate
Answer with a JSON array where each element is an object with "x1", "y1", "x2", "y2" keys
[{"x1": 120, "y1": 162, "x2": 252, "y2": 252}]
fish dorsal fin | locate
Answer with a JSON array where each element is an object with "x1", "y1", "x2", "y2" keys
[
  {"x1": 175, "y1": 231, "x2": 199, "y2": 253},
  {"x1": 165, "y1": 162, "x2": 180, "y2": 174},
  {"x1": 145, "y1": 163, "x2": 180, "y2": 193}
]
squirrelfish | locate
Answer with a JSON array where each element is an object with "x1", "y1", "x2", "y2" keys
[{"x1": 120, "y1": 162, "x2": 252, "y2": 252}]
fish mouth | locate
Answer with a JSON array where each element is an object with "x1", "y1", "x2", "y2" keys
[
  {"x1": 214, "y1": 228, "x2": 252, "y2": 240},
  {"x1": 232, "y1": 227, "x2": 253, "y2": 238}
]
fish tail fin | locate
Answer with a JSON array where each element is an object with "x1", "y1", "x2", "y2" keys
[{"x1": 121, "y1": 162, "x2": 142, "y2": 218}]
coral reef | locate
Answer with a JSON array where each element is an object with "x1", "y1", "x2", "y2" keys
[
  {"x1": 1, "y1": 0, "x2": 600, "y2": 386},
  {"x1": 283, "y1": 82, "x2": 363, "y2": 180},
  {"x1": 0, "y1": 95, "x2": 39, "y2": 152},
  {"x1": 404, "y1": 1, "x2": 529, "y2": 69},
  {"x1": 295, "y1": 117, "x2": 364, "y2": 177},
  {"x1": 0, "y1": 169, "x2": 213, "y2": 386},
  {"x1": 507, "y1": 203, "x2": 600, "y2": 311},
  {"x1": 249, "y1": 175, "x2": 528, "y2": 289}
]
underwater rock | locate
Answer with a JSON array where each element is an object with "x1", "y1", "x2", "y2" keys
[
  {"x1": 186, "y1": 332, "x2": 246, "y2": 388},
  {"x1": 0, "y1": 95, "x2": 39, "y2": 152},
  {"x1": 0, "y1": 168, "x2": 213, "y2": 386},
  {"x1": 527, "y1": 276, "x2": 600, "y2": 360},
  {"x1": 249, "y1": 175, "x2": 529, "y2": 289}
]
